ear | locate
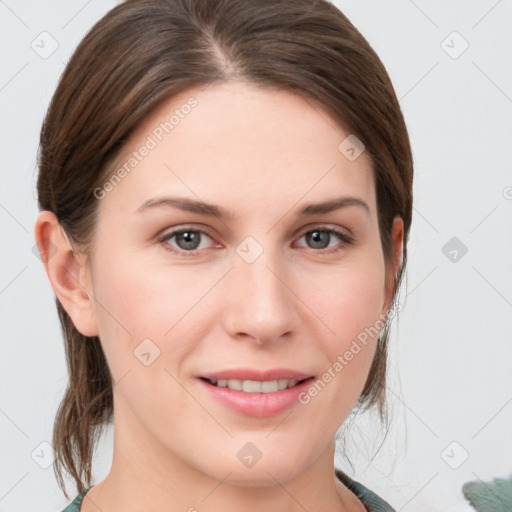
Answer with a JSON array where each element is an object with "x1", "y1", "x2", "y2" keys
[
  {"x1": 34, "y1": 210, "x2": 98, "y2": 337},
  {"x1": 382, "y1": 216, "x2": 404, "y2": 317}
]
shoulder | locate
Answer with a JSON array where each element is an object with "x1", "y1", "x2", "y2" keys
[
  {"x1": 335, "y1": 468, "x2": 396, "y2": 512},
  {"x1": 58, "y1": 488, "x2": 90, "y2": 512}
]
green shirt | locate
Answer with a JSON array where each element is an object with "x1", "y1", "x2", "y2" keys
[{"x1": 60, "y1": 468, "x2": 395, "y2": 512}]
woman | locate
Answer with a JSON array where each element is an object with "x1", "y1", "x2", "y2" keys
[{"x1": 34, "y1": 0, "x2": 413, "y2": 510}]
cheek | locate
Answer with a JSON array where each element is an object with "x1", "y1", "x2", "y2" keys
[
  {"x1": 89, "y1": 247, "x2": 219, "y2": 371},
  {"x1": 300, "y1": 252, "x2": 386, "y2": 392},
  {"x1": 306, "y1": 254, "x2": 386, "y2": 340}
]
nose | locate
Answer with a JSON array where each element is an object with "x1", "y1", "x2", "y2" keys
[{"x1": 220, "y1": 248, "x2": 299, "y2": 346}]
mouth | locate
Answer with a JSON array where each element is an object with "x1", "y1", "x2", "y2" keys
[
  {"x1": 199, "y1": 376, "x2": 313, "y2": 393},
  {"x1": 196, "y1": 368, "x2": 316, "y2": 416}
]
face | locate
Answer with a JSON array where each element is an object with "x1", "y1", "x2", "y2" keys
[{"x1": 66, "y1": 81, "x2": 402, "y2": 485}]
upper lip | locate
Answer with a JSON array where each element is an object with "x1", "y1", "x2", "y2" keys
[{"x1": 199, "y1": 368, "x2": 314, "y2": 381}]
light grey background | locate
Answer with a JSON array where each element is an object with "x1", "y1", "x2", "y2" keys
[{"x1": 1, "y1": 1, "x2": 511, "y2": 511}]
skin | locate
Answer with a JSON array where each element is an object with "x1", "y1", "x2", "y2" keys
[{"x1": 35, "y1": 81, "x2": 403, "y2": 512}]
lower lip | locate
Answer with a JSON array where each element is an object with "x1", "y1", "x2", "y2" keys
[{"x1": 197, "y1": 377, "x2": 314, "y2": 418}]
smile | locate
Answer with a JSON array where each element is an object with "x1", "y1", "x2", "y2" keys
[{"x1": 197, "y1": 374, "x2": 316, "y2": 417}]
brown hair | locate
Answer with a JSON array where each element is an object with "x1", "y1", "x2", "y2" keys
[{"x1": 37, "y1": 0, "x2": 413, "y2": 498}]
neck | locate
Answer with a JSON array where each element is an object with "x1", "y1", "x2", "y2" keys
[{"x1": 79, "y1": 396, "x2": 362, "y2": 512}]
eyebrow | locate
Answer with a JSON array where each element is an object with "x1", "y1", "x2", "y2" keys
[{"x1": 136, "y1": 195, "x2": 370, "y2": 218}]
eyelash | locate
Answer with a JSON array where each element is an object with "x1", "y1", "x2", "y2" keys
[{"x1": 158, "y1": 225, "x2": 355, "y2": 258}]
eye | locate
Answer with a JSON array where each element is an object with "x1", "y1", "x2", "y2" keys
[
  {"x1": 158, "y1": 225, "x2": 355, "y2": 258},
  {"x1": 159, "y1": 227, "x2": 218, "y2": 257},
  {"x1": 294, "y1": 226, "x2": 355, "y2": 253}
]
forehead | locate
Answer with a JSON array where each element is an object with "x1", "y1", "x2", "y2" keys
[{"x1": 100, "y1": 81, "x2": 376, "y2": 217}]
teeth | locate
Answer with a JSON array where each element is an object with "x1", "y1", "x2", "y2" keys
[
  {"x1": 209, "y1": 378, "x2": 302, "y2": 393},
  {"x1": 278, "y1": 379, "x2": 288, "y2": 390},
  {"x1": 243, "y1": 380, "x2": 262, "y2": 392}
]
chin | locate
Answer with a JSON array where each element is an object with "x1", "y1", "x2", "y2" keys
[
  {"x1": 201, "y1": 450, "x2": 310, "y2": 488},
  {"x1": 224, "y1": 465, "x2": 302, "y2": 488}
]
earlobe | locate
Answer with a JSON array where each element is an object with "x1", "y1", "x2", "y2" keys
[{"x1": 34, "y1": 211, "x2": 98, "y2": 337}]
